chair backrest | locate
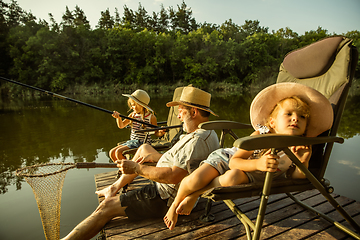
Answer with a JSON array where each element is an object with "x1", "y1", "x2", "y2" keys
[
  {"x1": 277, "y1": 36, "x2": 358, "y2": 179},
  {"x1": 162, "y1": 87, "x2": 183, "y2": 144}
]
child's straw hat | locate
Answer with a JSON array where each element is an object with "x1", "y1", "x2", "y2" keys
[
  {"x1": 166, "y1": 86, "x2": 218, "y2": 116},
  {"x1": 250, "y1": 82, "x2": 333, "y2": 137},
  {"x1": 123, "y1": 90, "x2": 154, "y2": 113}
]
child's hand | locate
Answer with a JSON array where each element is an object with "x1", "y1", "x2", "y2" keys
[
  {"x1": 158, "y1": 129, "x2": 167, "y2": 136},
  {"x1": 112, "y1": 111, "x2": 121, "y2": 118},
  {"x1": 289, "y1": 145, "x2": 312, "y2": 179},
  {"x1": 290, "y1": 145, "x2": 312, "y2": 164},
  {"x1": 256, "y1": 149, "x2": 279, "y2": 172}
]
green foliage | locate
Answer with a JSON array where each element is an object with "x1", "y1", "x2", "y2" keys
[{"x1": 0, "y1": 0, "x2": 359, "y2": 94}]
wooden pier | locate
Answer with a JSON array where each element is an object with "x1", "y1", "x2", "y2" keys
[{"x1": 94, "y1": 170, "x2": 360, "y2": 239}]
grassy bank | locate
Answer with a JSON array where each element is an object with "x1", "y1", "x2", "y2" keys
[
  {"x1": 1, "y1": 77, "x2": 359, "y2": 99},
  {"x1": 0, "y1": 80, "x2": 274, "y2": 99}
]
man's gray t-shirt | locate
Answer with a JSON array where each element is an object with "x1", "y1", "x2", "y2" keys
[{"x1": 155, "y1": 128, "x2": 219, "y2": 205}]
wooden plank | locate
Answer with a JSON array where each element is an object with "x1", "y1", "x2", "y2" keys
[
  {"x1": 302, "y1": 202, "x2": 360, "y2": 240},
  {"x1": 195, "y1": 190, "x2": 322, "y2": 239},
  {"x1": 94, "y1": 171, "x2": 360, "y2": 240},
  {"x1": 258, "y1": 195, "x2": 354, "y2": 239}
]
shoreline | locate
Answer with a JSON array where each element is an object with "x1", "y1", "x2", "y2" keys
[
  {"x1": 0, "y1": 80, "x2": 275, "y2": 99},
  {"x1": 1, "y1": 77, "x2": 358, "y2": 99}
]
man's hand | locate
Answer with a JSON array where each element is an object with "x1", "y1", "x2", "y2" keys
[{"x1": 116, "y1": 159, "x2": 140, "y2": 174}]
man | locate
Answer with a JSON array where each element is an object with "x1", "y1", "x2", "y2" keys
[{"x1": 62, "y1": 86, "x2": 219, "y2": 240}]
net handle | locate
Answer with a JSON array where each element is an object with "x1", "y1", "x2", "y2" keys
[{"x1": 75, "y1": 162, "x2": 118, "y2": 168}]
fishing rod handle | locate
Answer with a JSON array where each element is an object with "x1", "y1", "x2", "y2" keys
[{"x1": 75, "y1": 162, "x2": 118, "y2": 168}]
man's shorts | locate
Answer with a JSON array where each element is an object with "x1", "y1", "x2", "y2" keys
[
  {"x1": 120, "y1": 182, "x2": 169, "y2": 221},
  {"x1": 121, "y1": 139, "x2": 142, "y2": 149},
  {"x1": 200, "y1": 149, "x2": 231, "y2": 175}
]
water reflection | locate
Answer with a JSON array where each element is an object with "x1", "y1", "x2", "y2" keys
[{"x1": 337, "y1": 94, "x2": 360, "y2": 139}]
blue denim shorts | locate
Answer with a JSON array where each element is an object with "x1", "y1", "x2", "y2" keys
[
  {"x1": 121, "y1": 139, "x2": 142, "y2": 149},
  {"x1": 200, "y1": 148, "x2": 231, "y2": 175}
]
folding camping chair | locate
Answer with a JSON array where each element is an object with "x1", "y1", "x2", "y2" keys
[
  {"x1": 199, "y1": 36, "x2": 360, "y2": 239},
  {"x1": 122, "y1": 87, "x2": 184, "y2": 157}
]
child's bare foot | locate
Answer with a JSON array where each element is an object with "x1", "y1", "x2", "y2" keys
[
  {"x1": 95, "y1": 184, "x2": 118, "y2": 199},
  {"x1": 176, "y1": 195, "x2": 198, "y2": 215},
  {"x1": 163, "y1": 204, "x2": 178, "y2": 230}
]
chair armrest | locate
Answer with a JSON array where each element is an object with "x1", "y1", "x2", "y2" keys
[
  {"x1": 199, "y1": 120, "x2": 252, "y2": 130},
  {"x1": 234, "y1": 134, "x2": 344, "y2": 151}
]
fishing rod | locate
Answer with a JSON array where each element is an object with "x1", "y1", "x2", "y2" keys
[{"x1": 0, "y1": 76, "x2": 161, "y2": 128}]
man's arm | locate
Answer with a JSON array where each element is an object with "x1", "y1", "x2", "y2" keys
[{"x1": 118, "y1": 160, "x2": 188, "y2": 185}]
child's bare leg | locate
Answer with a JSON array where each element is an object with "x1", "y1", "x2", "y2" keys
[
  {"x1": 109, "y1": 145, "x2": 122, "y2": 162},
  {"x1": 164, "y1": 163, "x2": 219, "y2": 230},
  {"x1": 115, "y1": 145, "x2": 130, "y2": 160},
  {"x1": 176, "y1": 169, "x2": 249, "y2": 215}
]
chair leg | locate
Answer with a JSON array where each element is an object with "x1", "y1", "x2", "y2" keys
[
  {"x1": 199, "y1": 199, "x2": 215, "y2": 222},
  {"x1": 252, "y1": 171, "x2": 274, "y2": 240},
  {"x1": 283, "y1": 148, "x2": 360, "y2": 235},
  {"x1": 287, "y1": 192, "x2": 360, "y2": 239},
  {"x1": 223, "y1": 199, "x2": 255, "y2": 240},
  {"x1": 220, "y1": 172, "x2": 274, "y2": 240}
]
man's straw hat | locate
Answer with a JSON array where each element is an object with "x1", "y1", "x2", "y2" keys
[
  {"x1": 122, "y1": 89, "x2": 154, "y2": 113},
  {"x1": 250, "y1": 82, "x2": 333, "y2": 137},
  {"x1": 166, "y1": 86, "x2": 218, "y2": 116}
]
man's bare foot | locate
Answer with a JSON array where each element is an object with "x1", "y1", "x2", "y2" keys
[
  {"x1": 95, "y1": 184, "x2": 119, "y2": 199},
  {"x1": 163, "y1": 204, "x2": 178, "y2": 230},
  {"x1": 176, "y1": 195, "x2": 198, "y2": 215}
]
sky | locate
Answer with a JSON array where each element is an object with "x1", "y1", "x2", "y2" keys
[{"x1": 5, "y1": 0, "x2": 360, "y2": 35}]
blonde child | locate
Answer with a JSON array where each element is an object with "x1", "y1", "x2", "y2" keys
[
  {"x1": 164, "y1": 82, "x2": 334, "y2": 230},
  {"x1": 109, "y1": 89, "x2": 165, "y2": 162}
]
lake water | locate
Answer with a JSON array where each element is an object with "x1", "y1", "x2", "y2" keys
[{"x1": 0, "y1": 92, "x2": 359, "y2": 240}]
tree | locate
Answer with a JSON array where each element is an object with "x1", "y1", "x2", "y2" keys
[
  {"x1": 73, "y1": 5, "x2": 90, "y2": 29},
  {"x1": 97, "y1": 8, "x2": 114, "y2": 29},
  {"x1": 48, "y1": 13, "x2": 59, "y2": 32},
  {"x1": 158, "y1": 4, "x2": 169, "y2": 33},
  {"x1": 0, "y1": 0, "x2": 11, "y2": 77},
  {"x1": 298, "y1": 26, "x2": 329, "y2": 47},
  {"x1": 240, "y1": 20, "x2": 268, "y2": 36},
  {"x1": 61, "y1": 6, "x2": 74, "y2": 28},
  {"x1": 345, "y1": 30, "x2": 360, "y2": 77},
  {"x1": 114, "y1": 7, "x2": 121, "y2": 27},
  {"x1": 169, "y1": 1, "x2": 197, "y2": 34},
  {"x1": 200, "y1": 22, "x2": 219, "y2": 34},
  {"x1": 122, "y1": 5, "x2": 135, "y2": 29},
  {"x1": 6, "y1": 0, "x2": 24, "y2": 27},
  {"x1": 219, "y1": 19, "x2": 241, "y2": 41},
  {"x1": 273, "y1": 27, "x2": 299, "y2": 57},
  {"x1": 61, "y1": 5, "x2": 89, "y2": 29},
  {"x1": 134, "y1": 3, "x2": 149, "y2": 30}
]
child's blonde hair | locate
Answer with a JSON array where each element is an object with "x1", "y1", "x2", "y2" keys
[
  {"x1": 266, "y1": 96, "x2": 311, "y2": 135},
  {"x1": 127, "y1": 98, "x2": 149, "y2": 129}
]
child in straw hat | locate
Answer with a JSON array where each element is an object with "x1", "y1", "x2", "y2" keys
[
  {"x1": 109, "y1": 89, "x2": 165, "y2": 162},
  {"x1": 164, "y1": 82, "x2": 334, "y2": 230}
]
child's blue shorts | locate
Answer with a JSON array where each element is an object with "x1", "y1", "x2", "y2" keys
[{"x1": 121, "y1": 139, "x2": 142, "y2": 149}]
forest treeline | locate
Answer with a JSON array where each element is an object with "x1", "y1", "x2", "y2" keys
[{"x1": 0, "y1": 0, "x2": 359, "y2": 94}]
